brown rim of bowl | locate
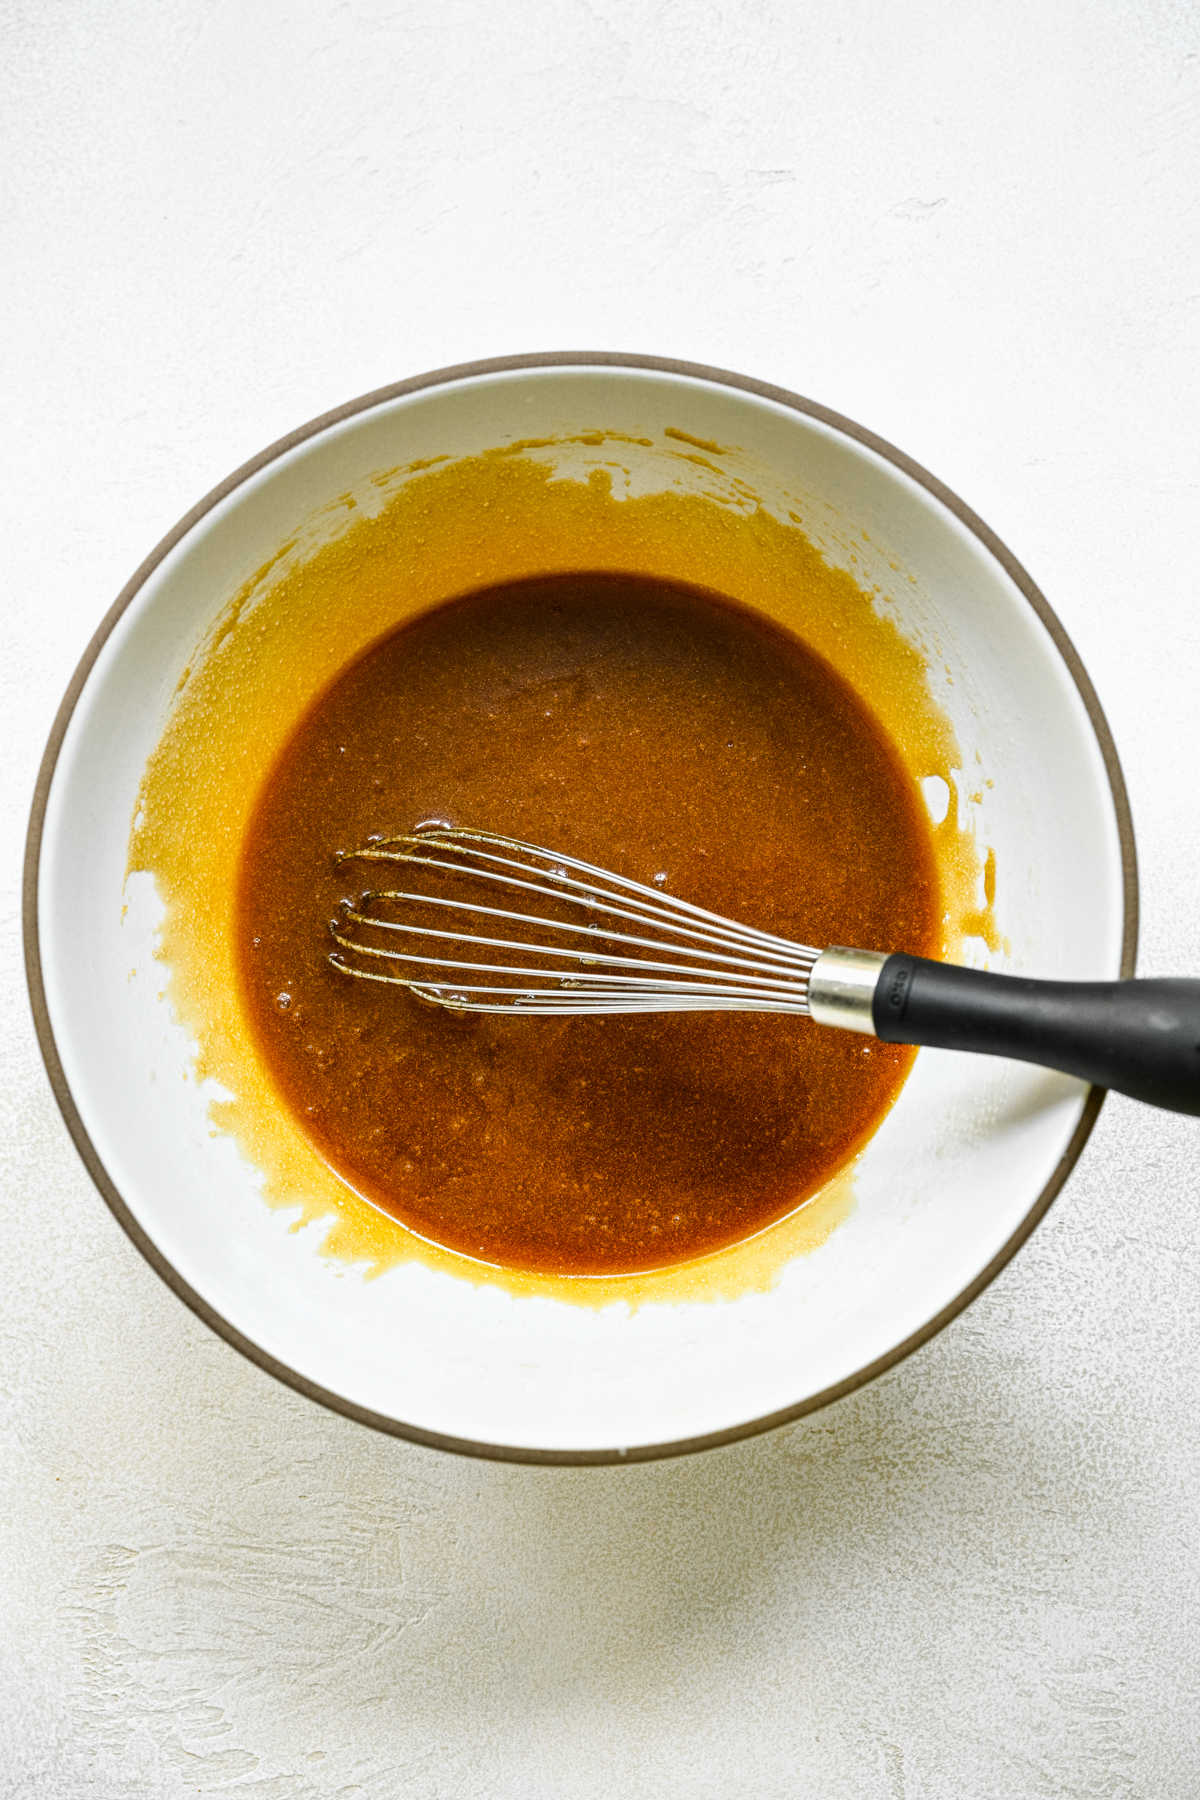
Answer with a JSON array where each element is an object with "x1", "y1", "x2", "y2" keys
[{"x1": 22, "y1": 351, "x2": 1139, "y2": 1466}]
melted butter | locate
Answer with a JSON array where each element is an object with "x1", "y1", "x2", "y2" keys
[{"x1": 130, "y1": 433, "x2": 995, "y2": 1305}]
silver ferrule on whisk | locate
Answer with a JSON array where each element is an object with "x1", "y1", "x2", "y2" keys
[{"x1": 806, "y1": 947, "x2": 888, "y2": 1035}]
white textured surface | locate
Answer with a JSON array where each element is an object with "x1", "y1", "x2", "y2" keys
[{"x1": 2, "y1": 1, "x2": 1198, "y2": 1794}]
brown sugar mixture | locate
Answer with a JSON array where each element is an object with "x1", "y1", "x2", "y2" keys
[{"x1": 234, "y1": 570, "x2": 940, "y2": 1276}]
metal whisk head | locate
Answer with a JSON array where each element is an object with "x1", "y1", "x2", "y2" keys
[{"x1": 328, "y1": 825, "x2": 820, "y2": 1015}]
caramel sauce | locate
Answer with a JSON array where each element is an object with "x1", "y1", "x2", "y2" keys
[
  {"x1": 234, "y1": 571, "x2": 939, "y2": 1276},
  {"x1": 130, "y1": 434, "x2": 992, "y2": 1301}
]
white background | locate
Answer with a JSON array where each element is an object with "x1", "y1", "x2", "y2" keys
[{"x1": 3, "y1": 2, "x2": 1199, "y2": 1795}]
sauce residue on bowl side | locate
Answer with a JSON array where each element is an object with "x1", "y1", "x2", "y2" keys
[{"x1": 130, "y1": 434, "x2": 993, "y2": 1304}]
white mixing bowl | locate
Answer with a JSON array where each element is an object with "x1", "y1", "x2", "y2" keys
[{"x1": 24, "y1": 354, "x2": 1135, "y2": 1461}]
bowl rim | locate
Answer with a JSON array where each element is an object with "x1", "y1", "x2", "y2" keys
[{"x1": 22, "y1": 349, "x2": 1139, "y2": 1465}]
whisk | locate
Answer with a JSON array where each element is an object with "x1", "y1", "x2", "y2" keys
[{"x1": 328, "y1": 825, "x2": 1200, "y2": 1116}]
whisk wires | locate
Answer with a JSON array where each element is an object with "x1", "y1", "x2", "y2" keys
[{"x1": 328, "y1": 826, "x2": 819, "y2": 1015}]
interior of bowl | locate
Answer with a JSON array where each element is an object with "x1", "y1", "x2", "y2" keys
[{"x1": 31, "y1": 359, "x2": 1132, "y2": 1459}]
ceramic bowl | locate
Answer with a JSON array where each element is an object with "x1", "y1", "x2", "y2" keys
[{"x1": 25, "y1": 353, "x2": 1135, "y2": 1461}]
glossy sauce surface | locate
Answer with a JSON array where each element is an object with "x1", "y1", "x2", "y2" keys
[{"x1": 235, "y1": 571, "x2": 939, "y2": 1275}]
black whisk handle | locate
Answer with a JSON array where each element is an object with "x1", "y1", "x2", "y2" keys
[{"x1": 872, "y1": 954, "x2": 1200, "y2": 1117}]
